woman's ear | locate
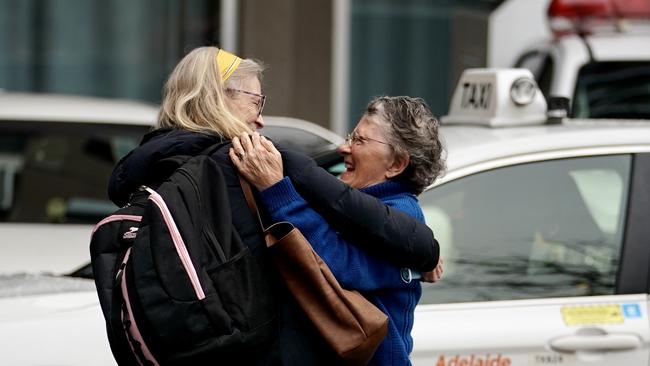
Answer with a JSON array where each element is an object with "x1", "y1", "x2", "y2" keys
[{"x1": 386, "y1": 153, "x2": 409, "y2": 179}]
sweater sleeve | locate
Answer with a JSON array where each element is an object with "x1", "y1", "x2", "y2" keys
[
  {"x1": 260, "y1": 177, "x2": 413, "y2": 291},
  {"x1": 277, "y1": 147, "x2": 440, "y2": 272}
]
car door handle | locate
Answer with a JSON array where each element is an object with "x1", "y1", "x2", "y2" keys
[{"x1": 549, "y1": 333, "x2": 642, "y2": 353}]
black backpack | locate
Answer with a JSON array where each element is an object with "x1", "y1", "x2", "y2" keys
[{"x1": 90, "y1": 151, "x2": 277, "y2": 365}]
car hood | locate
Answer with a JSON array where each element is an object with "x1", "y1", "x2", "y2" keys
[
  {"x1": 439, "y1": 123, "x2": 650, "y2": 183},
  {"x1": 0, "y1": 273, "x2": 96, "y2": 299},
  {"x1": 0, "y1": 274, "x2": 98, "y2": 325},
  {"x1": 0, "y1": 276, "x2": 116, "y2": 365},
  {"x1": 0, "y1": 223, "x2": 94, "y2": 275}
]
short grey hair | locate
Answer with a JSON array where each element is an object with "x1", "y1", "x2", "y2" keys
[
  {"x1": 366, "y1": 96, "x2": 445, "y2": 194},
  {"x1": 224, "y1": 58, "x2": 267, "y2": 92}
]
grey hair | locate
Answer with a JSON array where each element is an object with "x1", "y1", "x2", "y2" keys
[
  {"x1": 224, "y1": 58, "x2": 266, "y2": 94},
  {"x1": 366, "y1": 96, "x2": 446, "y2": 194}
]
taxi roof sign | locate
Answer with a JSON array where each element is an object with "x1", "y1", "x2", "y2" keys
[{"x1": 441, "y1": 68, "x2": 548, "y2": 127}]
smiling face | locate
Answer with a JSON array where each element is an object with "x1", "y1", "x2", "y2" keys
[
  {"x1": 227, "y1": 76, "x2": 265, "y2": 130},
  {"x1": 338, "y1": 113, "x2": 408, "y2": 189}
]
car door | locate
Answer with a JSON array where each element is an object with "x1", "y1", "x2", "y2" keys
[{"x1": 411, "y1": 153, "x2": 650, "y2": 366}]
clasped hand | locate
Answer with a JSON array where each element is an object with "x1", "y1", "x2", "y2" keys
[
  {"x1": 421, "y1": 256, "x2": 444, "y2": 283},
  {"x1": 230, "y1": 132, "x2": 284, "y2": 191}
]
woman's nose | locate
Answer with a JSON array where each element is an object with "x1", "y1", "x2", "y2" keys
[
  {"x1": 253, "y1": 114, "x2": 265, "y2": 129},
  {"x1": 337, "y1": 142, "x2": 350, "y2": 155}
]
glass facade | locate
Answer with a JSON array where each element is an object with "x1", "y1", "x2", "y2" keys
[
  {"x1": 0, "y1": 0, "x2": 220, "y2": 103},
  {"x1": 0, "y1": 0, "x2": 506, "y2": 128},
  {"x1": 348, "y1": 0, "x2": 500, "y2": 129}
]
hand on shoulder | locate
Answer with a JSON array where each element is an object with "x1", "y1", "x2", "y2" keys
[{"x1": 230, "y1": 132, "x2": 284, "y2": 190}]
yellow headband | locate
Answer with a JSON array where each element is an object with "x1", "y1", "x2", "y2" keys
[{"x1": 216, "y1": 49, "x2": 242, "y2": 82}]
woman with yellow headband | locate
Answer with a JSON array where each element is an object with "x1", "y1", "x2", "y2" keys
[
  {"x1": 107, "y1": 46, "x2": 440, "y2": 365},
  {"x1": 158, "y1": 47, "x2": 266, "y2": 134}
]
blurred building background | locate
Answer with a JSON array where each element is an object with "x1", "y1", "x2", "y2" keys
[{"x1": 0, "y1": 0, "x2": 550, "y2": 133}]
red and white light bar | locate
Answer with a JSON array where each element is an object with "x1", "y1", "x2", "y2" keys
[{"x1": 548, "y1": 0, "x2": 650, "y2": 36}]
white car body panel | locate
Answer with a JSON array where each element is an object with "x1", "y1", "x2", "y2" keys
[
  {"x1": 0, "y1": 92, "x2": 157, "y2": 125},
  {"x1": 263, "y1": 116, "x2": 345, "y2": 145},
  {"x1": 0, "y1": 224, "x2": 93, "y2": 275},
  {"x1": 587, "y1": 33, "x2": 650, "y2": 62},
  {"x1": 412, "y1": 294, "x2": 650, "y2": 366}
]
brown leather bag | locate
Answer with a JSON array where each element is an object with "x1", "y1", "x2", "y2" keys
[{"x1": 240, "y1": 178, "x2": 388, "y2": 365}]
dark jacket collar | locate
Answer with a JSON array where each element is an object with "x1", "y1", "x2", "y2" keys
[{"x1": 108, "y1": 128, "x2": 223, "y2": 206}]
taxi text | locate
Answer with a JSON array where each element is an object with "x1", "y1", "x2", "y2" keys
[{"x1": 460, "y1": 82, "x2": 492, "y2": 110}]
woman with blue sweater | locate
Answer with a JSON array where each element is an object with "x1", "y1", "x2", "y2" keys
[{"x1": 231, "y1": 96, "x2": 445, "y2": 365}]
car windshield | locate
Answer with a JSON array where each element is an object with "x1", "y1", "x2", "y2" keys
[{"x1": 573, "y1": 61, "x2": 650, "y2": 119}]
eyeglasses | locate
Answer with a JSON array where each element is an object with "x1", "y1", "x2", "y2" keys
[
  {"x1": 228, "y1": 88, "x2": 266, "y2": 117},
  {"x1": 345, "y1": 132, "x2": 389, "y2": 148}
]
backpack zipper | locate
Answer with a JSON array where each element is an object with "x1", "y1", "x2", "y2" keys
[
  {"x1": 177, "y1": 167, "x2": 227, "y2": 263},
  {"x1": 144, "y1": 187, "x2": 206, "y2": 300}
]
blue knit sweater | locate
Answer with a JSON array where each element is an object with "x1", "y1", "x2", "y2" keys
[{"x1": 259, "y1": 177, "x2": 423, "y2": 366}]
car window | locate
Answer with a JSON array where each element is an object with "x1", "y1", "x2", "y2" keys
[
  {"x1": 419, "y1": 155, "x2": 631, "y2": 304},
  {"x1": 573, "y1": 61, "x2": 650, "y2": 119},
  {"x1": 0, "y1": 121, "x2": 149, "y2": 224}
]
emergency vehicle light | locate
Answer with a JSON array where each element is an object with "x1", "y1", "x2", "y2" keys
[
  {"x1": 548, "y1": 0, "x2": 650, "y2": 37},
  {"x1": 441, "y1": 68, "x2": 547, "y2": 127}
]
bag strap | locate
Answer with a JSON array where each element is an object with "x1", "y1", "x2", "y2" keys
[{"x1": 238, "y1": 175, "x2": 266, "y2": 231}]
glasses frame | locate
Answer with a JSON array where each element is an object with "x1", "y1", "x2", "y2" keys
[
  {"x1": 228, "y1": 88, "x2": 266, "y2": 117},
  {"x1": 345, "y1": 131, "x2": 389, "y2": 148}
]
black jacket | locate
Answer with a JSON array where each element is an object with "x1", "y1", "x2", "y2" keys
[{"x1": 108, "y1": 128, "x2": 440, "y2": 364}]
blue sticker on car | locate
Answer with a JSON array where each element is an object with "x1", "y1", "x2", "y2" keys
[{"x1": 622, "y1": 304, "x2": 641, "y2": 318}]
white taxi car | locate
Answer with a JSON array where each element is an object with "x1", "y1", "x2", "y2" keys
[
  {"x1": 412, "y1": 68, "x2": 650, "y2": 365},
  {"x1": 514, "y1": 0, "x2": 650, "y2": 119}
]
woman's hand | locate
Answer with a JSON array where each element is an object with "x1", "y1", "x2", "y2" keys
[
  {"x1": 230, "y1": 132, "x2": 284, "y2": 190},
  {"x1": 421, "y1": 256, "x2": 443, "y2": 283}
]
